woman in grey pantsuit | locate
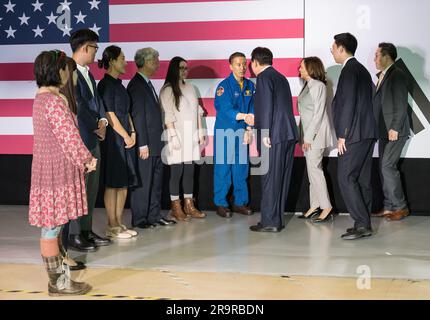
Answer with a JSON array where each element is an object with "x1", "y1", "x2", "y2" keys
[{"x1": 298, "y1": 57, "x2": 336, "y2": 222}]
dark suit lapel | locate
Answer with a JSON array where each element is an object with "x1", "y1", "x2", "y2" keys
[
  {"x1": 376, "y1": 65, "x2": 395, "y2": 94},
  {"x1": 88, "y1": 72, "x2": 97, "y2": 94},
  {"x1": 137, "y1": 73, "x2": 159, "y2": 105},
  {"x1": 77, "y1": 70, "x2": 93, "y2": 98}
]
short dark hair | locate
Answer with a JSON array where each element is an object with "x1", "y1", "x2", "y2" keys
[
  {"x1": 98, "y1": 45, "x2": 122, "y2": 69},
  {"x1": 334, "y1": 32, "x2": 358, "y2": 55},
  {"x1": 378, "y1": 42, "x2": 397, "y2": 61},
  {"x1": 303, "y1": 57, "x2": 327, "y2": 85},
  {"x1": 70, "y1": 29, "x2": 99, "y2": 52},
  {"x1": 251, "y1": 47, "x2": 273, "y2": 66},
  {"x1": 34, "y1": 50, "x2": 67, "y2": 88},
  {"x1": 229, "y1": 52, "x2": 246, "y2": 64}
]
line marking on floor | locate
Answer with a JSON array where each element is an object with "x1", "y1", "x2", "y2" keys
[{"x1": 0, "y1": 288, "x2": 172, "y2": 300}]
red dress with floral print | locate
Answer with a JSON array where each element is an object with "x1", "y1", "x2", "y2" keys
[{"x1": 29, "y1": 92, "x2": 93, "y2": 228}]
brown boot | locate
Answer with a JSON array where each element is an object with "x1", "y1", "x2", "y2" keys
[
  {"x1": 43, "y1": 255, "x2": 91, "y2": 297},
  {"x1": 170, "y1": 199, "x2": 189, "y2": 221},
  {"x1": 184, "y1": 198, "x2": 206, "y2": 218}
]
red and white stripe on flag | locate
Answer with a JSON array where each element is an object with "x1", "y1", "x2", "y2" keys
[{"x1": 0, "y1": 0, "x2": 304, "y2": 156}]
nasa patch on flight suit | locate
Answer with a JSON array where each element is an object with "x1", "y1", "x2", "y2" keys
[
  {"x1": 244, "y1": 89, "x2": 252, "y2": 96},
  {"x1": 234, "y1": 92, "x2": 240, "y2": 98},
  {"x1": 216, "y1": 86, "x2": 225, "y2": 96}
]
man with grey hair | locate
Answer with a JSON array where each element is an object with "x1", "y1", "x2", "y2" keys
[{"x1": 128, "y1": 48, "x2": 176, "y2": 229}]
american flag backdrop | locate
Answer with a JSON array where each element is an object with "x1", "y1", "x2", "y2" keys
[{"x1": 0, "y1": 0, "x2": 305, "y2": 156}]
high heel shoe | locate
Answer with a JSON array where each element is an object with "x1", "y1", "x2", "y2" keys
[
  {"x1": 298, "y1": 208, "x2": 321, "y2": 219},
  {"x1": 312, "y1": 210, "x2": 335, "y2": 223}
]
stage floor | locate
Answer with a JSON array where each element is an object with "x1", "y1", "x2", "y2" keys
[
  {"x1": 1, "y1": 205, "x2": 430, "y2": 280},
  {"x1": 2, "y1": 205, "x2": 430, "y2": 300}
]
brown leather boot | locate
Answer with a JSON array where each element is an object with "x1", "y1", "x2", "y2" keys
[
  {"x1": 170, "y1": 199, "x2": 189, "y2": 221},
  {"x1": 184, "y1": 198, "x2": 206, "y2": 218}
]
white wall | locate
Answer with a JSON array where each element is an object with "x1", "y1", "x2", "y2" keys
[{"x1": 305, "y1": 0, "x2": 430, "y2": 158}]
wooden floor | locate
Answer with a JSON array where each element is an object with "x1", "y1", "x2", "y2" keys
[{"x1": 1, "y1": 264, "x2": 430, "y2": 300}]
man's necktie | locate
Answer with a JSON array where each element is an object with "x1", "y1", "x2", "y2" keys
[
  {"x1": 148, "y1": 80, "x2": 159, "y2": 103},
  {"x1": 377, "y1": 72, "x2": 385, "y2": 90}
]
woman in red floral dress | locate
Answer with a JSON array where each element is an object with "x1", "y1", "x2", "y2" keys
[{"x1": 29, "y1": 50, "x2": 97, "y2": 296}]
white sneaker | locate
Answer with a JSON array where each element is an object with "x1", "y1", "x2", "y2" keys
[
  {"x1": 120, "y1": 224, "x2": 138, "y2": 237},
  {"x1": 106, "y1": 227, "x2": 133, "y2": 239}
]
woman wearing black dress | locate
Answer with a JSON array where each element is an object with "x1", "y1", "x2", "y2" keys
[{"x1": 97, "y1": 45, "x2": 138, "y2": 239}]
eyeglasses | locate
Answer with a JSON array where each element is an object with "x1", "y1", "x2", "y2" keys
[{"x1": 87, "y1": 44, "x2": 99, "y2": 52}]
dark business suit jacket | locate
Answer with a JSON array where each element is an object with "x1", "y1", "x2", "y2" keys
[
  {"x1": 75, "y1": 70, "x2": 107, "y2": 150},
  {"x1": 127, "y1": 73, "x2": 164, "y2": 157},
  {"x1": 254, "y1": 66, "x2": 299, "y2": 150},
  {"x1": 373, "y1": 65, "x2": 410, "y2": 138},
  {"x1": 332, "y1": 58, "x2": 377, "y2": 143}
]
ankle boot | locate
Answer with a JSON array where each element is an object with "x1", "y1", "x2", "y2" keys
[
  {"x1": 42, "y1": 255, "x2": 91, "y2": 296},
  {"x1": 183, "y1": 198, "x2": 206, "y2": 218},
  {"x1": 170, "y1": 199, "x2": 189, "y2": 221},
  {"x1": 58, "y1": 235, "x2": 86, "y2": 271}
]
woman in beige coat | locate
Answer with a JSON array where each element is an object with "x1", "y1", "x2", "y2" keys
[
  {"x1": 298, "y1": 57, "x2": 336, "y2": 222},
  {"x1": 160, "y1": 56, "x2": 206, "y2": 221}
]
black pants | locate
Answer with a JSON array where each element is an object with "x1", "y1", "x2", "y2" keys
[
  {"x1": 379, "y1": 137, "x2": 408, "y2": 211},
  {"x1": 69, "y1": 143, "x2": 101, "y2": 235},
  {"x1": 260, "y1": 140, "x2": 296, "y2": 228},
  {"x1": 169, "y1": 163, "x2": 195, "y2": 197},
  {"x1": 130, "y1": 156, "x2": 163, "y2": 226},
  {"x1": 338, "y1": 139, "x2": 376, "y2": 229}
]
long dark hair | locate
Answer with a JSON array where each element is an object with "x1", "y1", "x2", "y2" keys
[
  {"x1": 162, "y1": 56, "x2": 187, "y2": 111},
  {"x1": 98, "y1": 45, "x2": 122, "y2": 70},
  {"x1": 59, "y1": 57, "x2": 78, "y2": 114}
]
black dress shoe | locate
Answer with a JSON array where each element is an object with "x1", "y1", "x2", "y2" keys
[
  {"x1": 82, "y1": 231, "x2": 111, "y2": 247},
  {"x1": 231, "y1": 205, "x2": 253, "y2": 216},
  {"x1": 67, "y1": 235, "x2": 97, "y2": 252},
  {"x1": 136, "y1": 222, "x2": 156, "y2": 229},
  {"x1": 298, "y1": 208, "x2": 321, "y2": 219},
  {"x1": 249, "y1": 223, "x2": 282, "y2": 233},
  {"x1": 216, "y1": 206, "x2": 233, "y2": 218},
  {"x1": 341, "y1": 227, "x2": 372, "y2": 240},
  {"x1": 346, "y1": 227, "x2": 356, "y2": 233},
  {"x1": 65, "y1": 260, "x2": 87, "y2": 271},
  {"x1": 155, "y1": 218, "x2": 177, "y2": 226}
]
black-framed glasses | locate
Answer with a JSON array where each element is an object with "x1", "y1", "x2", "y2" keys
[{"x1": 87, "y1": 44, "x2": 99, "y2": 52}]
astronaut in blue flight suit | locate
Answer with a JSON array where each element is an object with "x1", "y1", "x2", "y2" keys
[{"x1": 213, "y1": 52, "x2": 255, "y2": 218}]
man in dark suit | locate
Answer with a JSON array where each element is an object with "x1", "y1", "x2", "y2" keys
[
  {"x1": 331, "y1": 33, "x2": 378, "y2": 240},
  {"x1": 67, "y1": 29, "x2": 111, "y2": 251},
  {"x1": 372, "y1": 43, "x2": 410, "y2": 221},
  {"x1": 128, "y1": 48, "x2": 176, "y2": 229},
  {"x1": 250, "y1": 47, "x2": 299, "y2": 232}
]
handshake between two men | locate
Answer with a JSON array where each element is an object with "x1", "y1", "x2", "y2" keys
[{"x1": 236, "y1": 113, "x2": 254, "y2": 145}]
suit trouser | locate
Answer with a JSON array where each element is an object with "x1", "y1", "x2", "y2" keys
[
  {"x1": 69, "y1": 142, "x2": 101, "y2": 235},
  {"x1": 305, "y1": 148, "x2": 332, "y2": 209},
  {"x1": 379, "y1": 137, "x2": 408, "y2": 211},
  {"x1": 130, "y1": 156, "x2": 163, "y2": 226},
  {"x1": 337, "y1": 139, "x2": 376, "y2": 229},
  {"x1": 260, "y1": 140, "x2": 295, "y2": 228}
]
